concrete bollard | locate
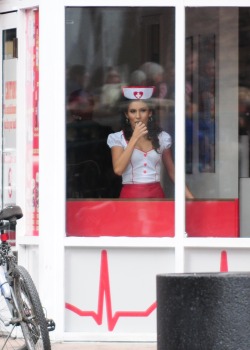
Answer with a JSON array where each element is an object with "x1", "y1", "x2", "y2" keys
[{"x1": 157, "y1": 273, "x2": 250, "y2": 350}]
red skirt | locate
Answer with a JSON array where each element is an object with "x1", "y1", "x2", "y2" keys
[{"x1": 120, "y1": 183, "x2": 165, "y2": 199}]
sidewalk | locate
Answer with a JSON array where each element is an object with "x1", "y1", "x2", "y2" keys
[{"x1": 51, "y1": 342, "x2": 157, "y2": 350}]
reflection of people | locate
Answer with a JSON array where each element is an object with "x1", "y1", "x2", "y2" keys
[
  {"x1": 199, "y1": 57, "x2": 215, "y2": 172},
  {"x1": 184, "y1": 49, "x2": 199, "y2": 173},
  {"x1": 100, "y1": 67, "x2": 122, "y2": 109},
  {"x1": 129, "y1": 69, "x2": 147, "y2": 86},
  {"x1": 66, "y1": 65, "x2": 94, "y2": 122},
  {"x1": 239, "y1": 87, "x2": 250, "y2": 136},
  {"x1": 140, "y1": 62, "x2": 168, "y2": 99},
  {"x1": 107, "y1": 86, "x2": 194, "y2": 199}
]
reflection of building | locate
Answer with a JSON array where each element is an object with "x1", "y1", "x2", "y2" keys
[{"x1": 1, "y1": 1, "x2": 250, "y2": 345}]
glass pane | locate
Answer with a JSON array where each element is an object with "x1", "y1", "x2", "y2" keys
[
  {"x1": 25, "y1": 9, "x2": 39, "y2": 236},
  {"x1": 239, "y1": 8, "x2": 250, "y2": 237},
  {"x1": 65, "y1": 7, "x2": 175, "y2": 237},
  {"x1": 2, "y1": 28, "x2": 17, "y2": 244},
  {"x1": 185, "y1": 8, "x2": 240, "y2": 237},
  {"x1": 2, "y1": 28, "x2": 17, "y2": 208}
]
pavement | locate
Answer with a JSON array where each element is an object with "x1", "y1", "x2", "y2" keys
[{"x1": 51, "y1": 342, "x2": 157, "y2": 350}]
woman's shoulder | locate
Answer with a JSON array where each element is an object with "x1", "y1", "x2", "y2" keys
[
  {"x1": 107, "y1": 130, "x2": 124, "y2": 140},
  {"x1": 107, "y1": 131, "x2": 125, "y2": 147},
  {"x1": 158, "y1": 130, "x2": 172, "y2": 149},
  {"x1": 159, "y1": 130, "x2": 172, "y2": 141}
]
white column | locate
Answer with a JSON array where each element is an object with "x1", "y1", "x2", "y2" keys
[
  {"x1": 39, "y1": 0, "x2": 65, "y2": 341},
  {"x1": 175, "y1": 0, "x2": 186, "y2": 273}
]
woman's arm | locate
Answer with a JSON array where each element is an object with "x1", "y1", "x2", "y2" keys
[
  {"x1": 162, "y1": 148, "x2": 194, "y2": 199},
  {"x1": 162, "y1": 148, "x2": 175, "y2": 182},
  {"x1": 111, "y1": 122, "x2": 148, "y2": 176}
]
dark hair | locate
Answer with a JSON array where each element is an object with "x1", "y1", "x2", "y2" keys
[{"x1": 120, "y1": 98, "x2": 162, "y2": 152}]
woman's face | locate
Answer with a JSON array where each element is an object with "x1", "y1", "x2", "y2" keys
[{"x1": 125, "y1": 100, "x2": 152, "y2": 129}]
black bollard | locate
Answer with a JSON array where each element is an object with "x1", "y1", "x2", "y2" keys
[{"x1": 157, "y1": 273, "x2": 250, "y2": 350}]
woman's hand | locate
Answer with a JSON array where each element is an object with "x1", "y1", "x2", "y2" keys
[
  {"x1": 111, "y1": 124, "x2": 147, "y2": 176},
  {"x1": 185, "y1": 188, "x2": 195, "y2": 199},
  {"x1": 131, "y1": 121, "x2": 148, "y2": 142},
  {"x1": 162, "y1": 148, "x2": 195, "y2": 199}
]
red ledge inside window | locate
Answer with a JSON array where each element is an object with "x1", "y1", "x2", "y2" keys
[{"x1": 66, "y1": 199, "x2": 239, "y2": 238}]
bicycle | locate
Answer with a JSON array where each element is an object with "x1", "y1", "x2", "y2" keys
[{"x1": 0, "y1": 205, "x2": 55, "y2": 349}]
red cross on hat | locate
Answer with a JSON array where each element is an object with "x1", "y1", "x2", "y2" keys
[{"x1": 122, "y1": 86, "x2": 155, "y2": 100}]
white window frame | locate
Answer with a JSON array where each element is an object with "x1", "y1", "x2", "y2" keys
[{"x1": 1, "y1": 0, "x2": 250, "y2": 342}]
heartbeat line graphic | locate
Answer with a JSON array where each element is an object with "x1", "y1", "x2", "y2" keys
[
  {"x1": 66, "y1": 249, "x2": 228, "y2": 330},
  {"x1": 65, "y1": 250, "x2": 157, "y2": 331}
]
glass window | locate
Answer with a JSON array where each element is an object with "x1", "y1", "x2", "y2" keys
[
  {"x1": 65, "y1": 7, "x2": 176, "y2": 237},
  {"x1": 2, "y1": 28, "x2": 17, "y2": 208},
  {"x1": 185, "y1": 8, "x2": 243, "y2": 237}
]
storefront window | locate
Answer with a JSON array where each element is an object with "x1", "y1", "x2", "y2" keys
[
  {"x1": 65, "y1": 7, "x2": 176, "y2": 237},
  {"x1": 185, "y1": 8, "x2": 242, "y2": 237}
]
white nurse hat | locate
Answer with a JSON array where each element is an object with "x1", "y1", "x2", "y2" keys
[{"x1": 122, "y1": 86, "x2": 155, "y2": 100}]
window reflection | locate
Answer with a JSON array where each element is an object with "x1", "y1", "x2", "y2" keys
[
  {"x1": 185, "y1": 7, "x2": 238, "y2": 199},
  {"x1": 185, "y1": 8, "x2": 250, "y2": 238},
  {"x1": 65, "y1": 7, "x2": 175, "y2": 199},
  {"x1": 65, "y1": 6, "x2": 250, "y2": 238}
]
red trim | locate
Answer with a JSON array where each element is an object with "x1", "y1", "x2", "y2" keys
[{"x1": 66, "y1": 199, "x2": 239, "y2": 237}]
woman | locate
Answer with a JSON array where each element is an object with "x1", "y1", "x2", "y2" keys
[{"x1": 107, "y1": 86, "x2": 193, "y2": 199}]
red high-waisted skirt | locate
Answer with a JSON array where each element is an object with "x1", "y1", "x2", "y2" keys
[{"x1": 120, "y1": 183, "x2": 165, "y2": 199}]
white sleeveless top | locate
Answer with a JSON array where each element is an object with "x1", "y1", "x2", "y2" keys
[{"x1": 107, "y1": 131, "x2": 172, "y2": 184}]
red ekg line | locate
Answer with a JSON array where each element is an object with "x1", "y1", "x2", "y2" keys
[{"x1": 65, "y1": 250, "x2": 157, "y2": 331}]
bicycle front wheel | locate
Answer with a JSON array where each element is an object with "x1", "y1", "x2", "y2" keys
[{"x1": 13, "y1": 266, "x2": 51, "y2": 350}]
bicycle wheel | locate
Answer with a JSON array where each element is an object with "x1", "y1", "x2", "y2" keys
[
  {"x1": 0, "y1": 294, "x2": 26, "y2": 350},
  {"x1": 13, "y1": 266, "x2": 51, "y2": 350}
]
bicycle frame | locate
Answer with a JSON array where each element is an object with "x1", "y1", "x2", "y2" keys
[{"x1": 0, "y1": 205, "x2": 55, "y2": 350}]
